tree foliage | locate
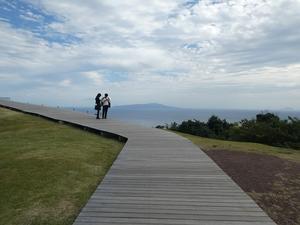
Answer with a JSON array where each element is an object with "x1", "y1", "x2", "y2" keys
[{"x1": 164, "y1": 113, "x2": 300, "y2": 150}]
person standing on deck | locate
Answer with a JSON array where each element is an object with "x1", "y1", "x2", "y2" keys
[
  {"x1": 101, "y1": 93, "x2": 111, "y2": 119},
  {"x1": 95, "y1": 93, "x2": 101, "y2": 119}
]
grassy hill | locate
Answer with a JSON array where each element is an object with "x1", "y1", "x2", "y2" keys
[{"x1": 0, "y1": 107, "x2": 124, "y2": 225}]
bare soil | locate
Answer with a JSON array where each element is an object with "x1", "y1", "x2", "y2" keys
[{"x1": 204, "y1": 150, "x2": 300, "y2": 225}]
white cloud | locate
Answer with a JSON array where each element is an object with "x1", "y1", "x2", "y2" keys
[
  {"x1": 19, "y1": 11, "x2": 43, "y2": 22},
  {"x1": 1, "y1": 0, "x2": 300, "y2": 109},
  {"x1": 82, "y1": 71, "x2": 104, "y2": 85},
  {"x1": 59, "y1": 79, "x2": 71, "y2": 87}
]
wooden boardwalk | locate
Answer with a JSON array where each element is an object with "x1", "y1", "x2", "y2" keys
[{"x1": 0, "y1": 100, "x2": 277, "y2": 225}]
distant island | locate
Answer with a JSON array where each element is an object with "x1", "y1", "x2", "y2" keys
[{"x1": 112, "y1": 103, "x2": 183, "y2": 111}]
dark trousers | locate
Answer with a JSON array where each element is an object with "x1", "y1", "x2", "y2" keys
[
  {"x1": 96, "y1": 109, "x2": 100, "y2": 119},
  {"x1": 102, "y1": 105, "x2": 109, "y2": 119}
]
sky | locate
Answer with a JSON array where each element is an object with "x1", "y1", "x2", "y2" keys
[{"x1": 0, "y1": 0, "x2": 300, "y2": 109}]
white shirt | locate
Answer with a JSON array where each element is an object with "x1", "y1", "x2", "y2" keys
[{"x1": 101, "y1": 96, "x2": 111, "y2": 106}]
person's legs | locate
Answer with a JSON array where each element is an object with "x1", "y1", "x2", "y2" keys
[
  {"x1": 102, "y1": 107, "x2": 105, "y2": 119},
  {"x1": 105, "y1": 106, "x2": 108, "y2": 119},
  {"x1": 103, "y1": 106, "x2": 108, "y2": 119},
  {"x1": 96, "y1": 109, "x2": 100, "y2": 119}
]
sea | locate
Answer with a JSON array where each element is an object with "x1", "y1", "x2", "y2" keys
[{"x1": 69, "y1": 106, "x2": 300, "y2": 128}]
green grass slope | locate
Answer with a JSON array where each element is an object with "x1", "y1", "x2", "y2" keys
[
  {"x1": 0, "y1": 107, "x2": 124, "y2": 225},
  {"x1": 174, "y1": 131, "x2": 300, "y2": 163}
]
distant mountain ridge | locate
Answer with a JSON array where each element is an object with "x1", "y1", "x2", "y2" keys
[{"x1": 112, "y1": 103, "x2": 183, "y2": 111}]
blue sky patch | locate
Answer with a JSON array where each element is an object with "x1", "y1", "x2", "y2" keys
[
  {"x1": 0, "y1": 0, "x2": 80, "y2": 44},
  {"x1": 183, "y1": 0, "x2": 200, "y2": 8},
  {"x1": 104, "y1": 71, "x2": 129, "y2": 83}
]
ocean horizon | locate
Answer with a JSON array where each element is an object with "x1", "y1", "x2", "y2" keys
[{"x1": 68, "y1": 104, "x2": 300, "y2": 127}]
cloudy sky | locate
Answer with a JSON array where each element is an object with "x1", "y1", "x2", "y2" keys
[{"x1": 0, "y1": 0, "x2": 300, "y2": 109}]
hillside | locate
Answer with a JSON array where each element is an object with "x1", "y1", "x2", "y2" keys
[{"x1": 0, "y1": 107, "x2": 123, "y2": 225}]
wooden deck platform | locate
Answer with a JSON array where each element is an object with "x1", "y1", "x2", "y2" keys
[{"x1": 0, "y1": 100, "x2": 277, "y2": 225}]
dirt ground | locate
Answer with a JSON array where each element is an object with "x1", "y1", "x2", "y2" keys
[{"x1": 204, "y1": 150, "x2": 300, "y2": 225}]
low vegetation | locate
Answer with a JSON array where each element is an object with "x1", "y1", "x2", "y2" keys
[
  {"x1": 158, "y1": 112, "x2": 300, "y2": 149},
  {"x1": 0, "y1": 107, "x2": 124, "y2": 225},
  {"x1": 175, "y1": 131, "x2": 300, "y2": 162}
]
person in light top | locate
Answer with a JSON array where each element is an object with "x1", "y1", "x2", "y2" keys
[{"x1": 101, "y1": 93, "x2": 111, "y2": 119}]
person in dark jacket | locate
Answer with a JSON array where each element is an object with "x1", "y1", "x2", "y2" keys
[
  {"x1": 101, "y1": 93, "x2": 111, "y2": 119},
  {"x1": 95, "y1": 93, "x2": 101, "y2": 119}
]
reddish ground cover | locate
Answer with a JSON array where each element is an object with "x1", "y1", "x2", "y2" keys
[{"x1": 204, "y1": 150, "x2": 300, "y2": 225}]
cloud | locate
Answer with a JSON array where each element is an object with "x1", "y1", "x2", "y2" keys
[
  {"x1": 19, "y1": 11, "x2": 43, "y2": 22},
  {"x1": 0, "y1": 0, "x2": 300, "y2": 109},
  {"x1": 59, "y1": 79, "x2": 71, "y2": 87},
  {"x1": 82, "y1": 71, "x2": 104, "y2": 85}
]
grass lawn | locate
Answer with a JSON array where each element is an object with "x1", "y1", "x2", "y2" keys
[
  {"x1": 0, "y1": 107, "x2": 124, "y2": 225},
  {"x1": 174, "y1": 131, "x2": 300, "y2": 163},
  {"x1": 174, "y1": 131, "x2": 300, "y2": 225}
]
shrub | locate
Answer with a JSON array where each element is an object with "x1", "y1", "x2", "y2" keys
[{"x1": 162, "y1": 113, "x2": 300, "y2": 150}]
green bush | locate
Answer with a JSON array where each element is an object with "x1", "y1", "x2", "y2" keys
[{"x1": 164, "y1": 113, "x2": 300, "y2": 150}]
